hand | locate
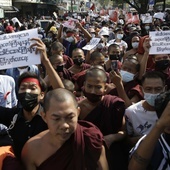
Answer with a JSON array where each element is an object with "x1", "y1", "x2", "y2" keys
[
  {"x1": 30, "y1": 38, "x2": 48, "y2": 64},
  {"x1": 143, "y1": 37, "x2": 151, "y2": 53},
  {"x1": 157, "y1": 101, "x2": 170, "y2": 131},
  {"x1": 109, "y1": 70, "x2": 122, "y2": 86},
  {"x1": 105, "y1": 83, "x2": 116, "y2": 94},
  {"x1": 76, "y1": 21, "x2": 83, "y2": 29}
]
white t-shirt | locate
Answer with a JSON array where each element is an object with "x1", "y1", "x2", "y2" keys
[
  {"x1": 125, "y1": 101, "x2": 158, "y2": 137},
  {"x1": 0, "y1": 75, "x2": 17, "y2": 108}
]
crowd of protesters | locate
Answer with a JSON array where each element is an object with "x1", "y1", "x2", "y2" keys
[{"x1": 0, "y1": 7, "x2": 170, "y2": 170}]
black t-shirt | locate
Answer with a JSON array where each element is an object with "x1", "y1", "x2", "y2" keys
[{"x1": 0, "y1": 105, "x2": 47, "y2": 159}]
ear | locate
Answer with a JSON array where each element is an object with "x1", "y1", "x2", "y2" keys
[
  {"x1": 77, "y1": 107, "x2": 81, "y2": 117},
  {"x1": 40, "y1": 111, "x2": 47, "y2": 123},
  {"x1": 164, "y1": 85, "x2": 167, "y2": 92},
  {"x1": 40, "y1": 92, "x2": 45, "y2": 100},
  {"x1": 139, "y1": 85, "x2": 144, "y2": 96}
]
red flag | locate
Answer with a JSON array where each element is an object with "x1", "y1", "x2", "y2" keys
[
  {"x1": 90, "y1": 3, "x2": 95, "y2": 11},
  {"x1": 132, "y1": 14, "x2": 140, "y2": 24},
  {"x1": 109, "y1": 10, "x2": 118, "y2": 22}
]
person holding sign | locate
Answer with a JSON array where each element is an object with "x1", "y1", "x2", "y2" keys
[{"x1": 0, "y1": 38, "x2": 64, "y2": 160}]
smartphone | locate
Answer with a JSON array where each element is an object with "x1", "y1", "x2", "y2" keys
[{"x1": 111, "y1": 60, "x2": 118, "y2": 71}]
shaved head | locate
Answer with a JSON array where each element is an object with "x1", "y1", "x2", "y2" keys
[
  {"x1": 85, "y1": 67, "x2": 107, "y2": 83},
  {"x1": 44, "y1": 88, "x2": 78, "y2": 113}
]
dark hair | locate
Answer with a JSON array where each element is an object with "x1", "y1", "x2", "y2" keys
[
  {"x1": 85, "y1": 67, "x2": 107, "y2": 83},
  {"x1": 43, "y1": 88, "x2": 78, "y2": 113},
  {"x1": 18, "y1": 72, "x2": 47, "y2": 92},
  {"x1": 90, "y1": 51, "x2": 104, "y2": 61},
  {"x1": 108, "y1": 44, "x2": 120, "y2": 53},
  {"x1": 51, "y1": 41, "x2": 65, "y2": 53},
  {"x1": 124, "y1": 54, "x2": 140, "y2": 72},
  {"x1": 140, "y1": 71, "x2": 165, "y2": 86}
]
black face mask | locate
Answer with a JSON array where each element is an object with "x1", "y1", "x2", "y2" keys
[
  {"x1": 18, "y1": 92, "x2": 39, "y2": 112},
  {"x1": 83, "y1": 89, "x2": 103, "y2": 103},
  {"x1": 109, "y1": 54, "x2": 120, "y2": 61},
  {"x1": 73, "y1": 58, "x2": 85, "y2": 66},
  {"x1": 155, "y1": 60, "x2": 170, "y2": 71},
  {"x1": 55, "y1": 65, "x2": 64, "y2": 72}
]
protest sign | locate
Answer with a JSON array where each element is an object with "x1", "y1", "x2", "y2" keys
[
  {"x1": 82, "y1": 38, "x2": 101, "y2": 51},
  {"x1": 11, "y1": 17, "x2": 22, "y2": 27},
  {"x1": 0, "y1": 28, "x2": 40, "y2": 70},
  {"x1": 62, "y1": 18, "x2": 77, "y2": 29},
  {"x1": 109, "y1": 10, "x2": 118, "y2": 22},
  {"x1": 149, "y1": 31, "x2": 170, "y2": 54}
]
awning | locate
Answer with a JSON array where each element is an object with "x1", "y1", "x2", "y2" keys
[{"x1": 0, "y1": 6, "x2": 19, "y2": 13}]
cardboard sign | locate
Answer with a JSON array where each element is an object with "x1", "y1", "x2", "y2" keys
[
  {"x1": 0, "y1": 28, "x2": 40, "y2": 70},
  {"x1": 82, "y1": 38, "x2": 101, "y2": 51},
  {"x1": 149, "y1": 31, "x2": 170, "y2": 54}
]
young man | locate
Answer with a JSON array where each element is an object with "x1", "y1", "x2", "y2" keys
[
  {"x1": 79, "y1": 67, "x2": 127, "y2": 169},
  {"x1": 22, "y1": 88, "x2": 109, "y2": 170},
  {"x1": 68, "y1": 48, "x2": 91, "y2": 75},
  {"x1": 125, "y1": 71, "x2": 166, "y2": 147},
  {"x1": 129, "y1": 99, "x2": 170, "y2": 170},
  {"x1": 0, "y1": 38, "x2": 64, "y2": 159}
]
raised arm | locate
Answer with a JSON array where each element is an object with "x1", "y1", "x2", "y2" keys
[
  {"x1": 30, "y1": 38, "x2": 64, "y2": 89},
  {"x1": 129, "y1": 101, "x2": 170, "y2": 170},
  {"x1": 76, "y1": 22, "x2": 92, "y2": 43},
  {"x1": 110, "y1": 70, "x2": 132, "y2": 108}
]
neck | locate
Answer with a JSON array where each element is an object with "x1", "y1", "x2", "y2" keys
[
  {"x1": 142, "y1": 100, "x2": 155, "y2": 111},
  {"x1": 116, "y1": 39, "x2": 121, "y2": 42},
  {"x1": 23, "y1": 104, "x2": 40, "y2": 121}
]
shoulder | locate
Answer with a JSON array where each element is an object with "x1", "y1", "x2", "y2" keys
[
  {"x1": 126, "y1": 101, "x2": 143, "y2": 111},
  {"x1": 103, "y1": 94, "x2": 125, "y2": 105},
  {"x1": 78, "y1": 120, "x2": 103, "y2": 147},
  {"x1": 22, "y1": 130, "x2": 48, "y2": 156}
]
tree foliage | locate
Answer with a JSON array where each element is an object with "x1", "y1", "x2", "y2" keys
[{"x1": 122, "y1": 0, "x2": 166, "y2": 14}]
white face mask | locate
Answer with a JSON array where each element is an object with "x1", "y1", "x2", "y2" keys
[
  {"x1": 66, "y1": 36, "x2": 74, "y2": 43},
  {"x1": 145, "y1": 26, "x2": 150, "y2": 30},
  {"x1": 132, "y1": 42, "x2": 139, "y2": 49},
  {"x1": 120, "y1": 70, "x2": 135, "y2": 82},
  {"x1": 143, "y1": 92, "x2": 160, "y2": 107},
  {"x1": 116, "y1": 34, "x2": 123, "y2": 40}
]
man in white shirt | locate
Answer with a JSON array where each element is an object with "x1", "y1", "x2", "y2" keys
[{"x1": 125, "y1": 71, "x2": 166, "y2": 147}]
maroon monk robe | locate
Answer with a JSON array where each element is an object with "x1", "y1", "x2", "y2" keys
[
  {"x1": 37, "y1": 121, "x2": 104, "y2": 170},
  {"x1": 83, "y1": 95, "x2": 125, "y2": 136},
  {"x1": 58, "y1": 68, "x2": 73, "y2": 81},
  {"x1": 109, "y1": 80, "x2": 143, "y2": 101},
  {"x1": 63, "y1": 55, "x2": 74, "y2": 69}
]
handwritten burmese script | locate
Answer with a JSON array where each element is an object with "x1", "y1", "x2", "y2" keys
[
  {"x1": 0, "y1": 28, "x2": 40, "y2": 70},
  {"x1": 149, "y1": 31, "x2": 170, "y2": 54}
]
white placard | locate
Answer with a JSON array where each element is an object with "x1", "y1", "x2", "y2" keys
[
  {"x1": 149, "y1": 31, "x2": 170, "y2": 54},
  {"x1": 82, "y1": 38, "x2": 101, "y2": 51},
  {"x1": 11, "y1": 17, "x2": 22, "y2": 27},
  {"x1": 62, "y1": 18, "x2": 77, "y2": 29},
  {"x1": 0, "y1": 28, "x2": 41, "y2": 70}
]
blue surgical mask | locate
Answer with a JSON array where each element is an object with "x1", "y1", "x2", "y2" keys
[
  {"x1": 66, "y1": 36, "x2": 74, "y2": 43},
  {"x1": 116, "y1": 34, "x2": 123, "y2": 40},
  {"x1": 120, "y1": 70, "x2": 135, "y2": 82},
  {"x1": 143, "y1": 92, "x2": 160, "y2": 107}
]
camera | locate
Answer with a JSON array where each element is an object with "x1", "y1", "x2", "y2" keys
[{"x1": 155, "y1": 90, "x2": 170, "y2": 118}]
